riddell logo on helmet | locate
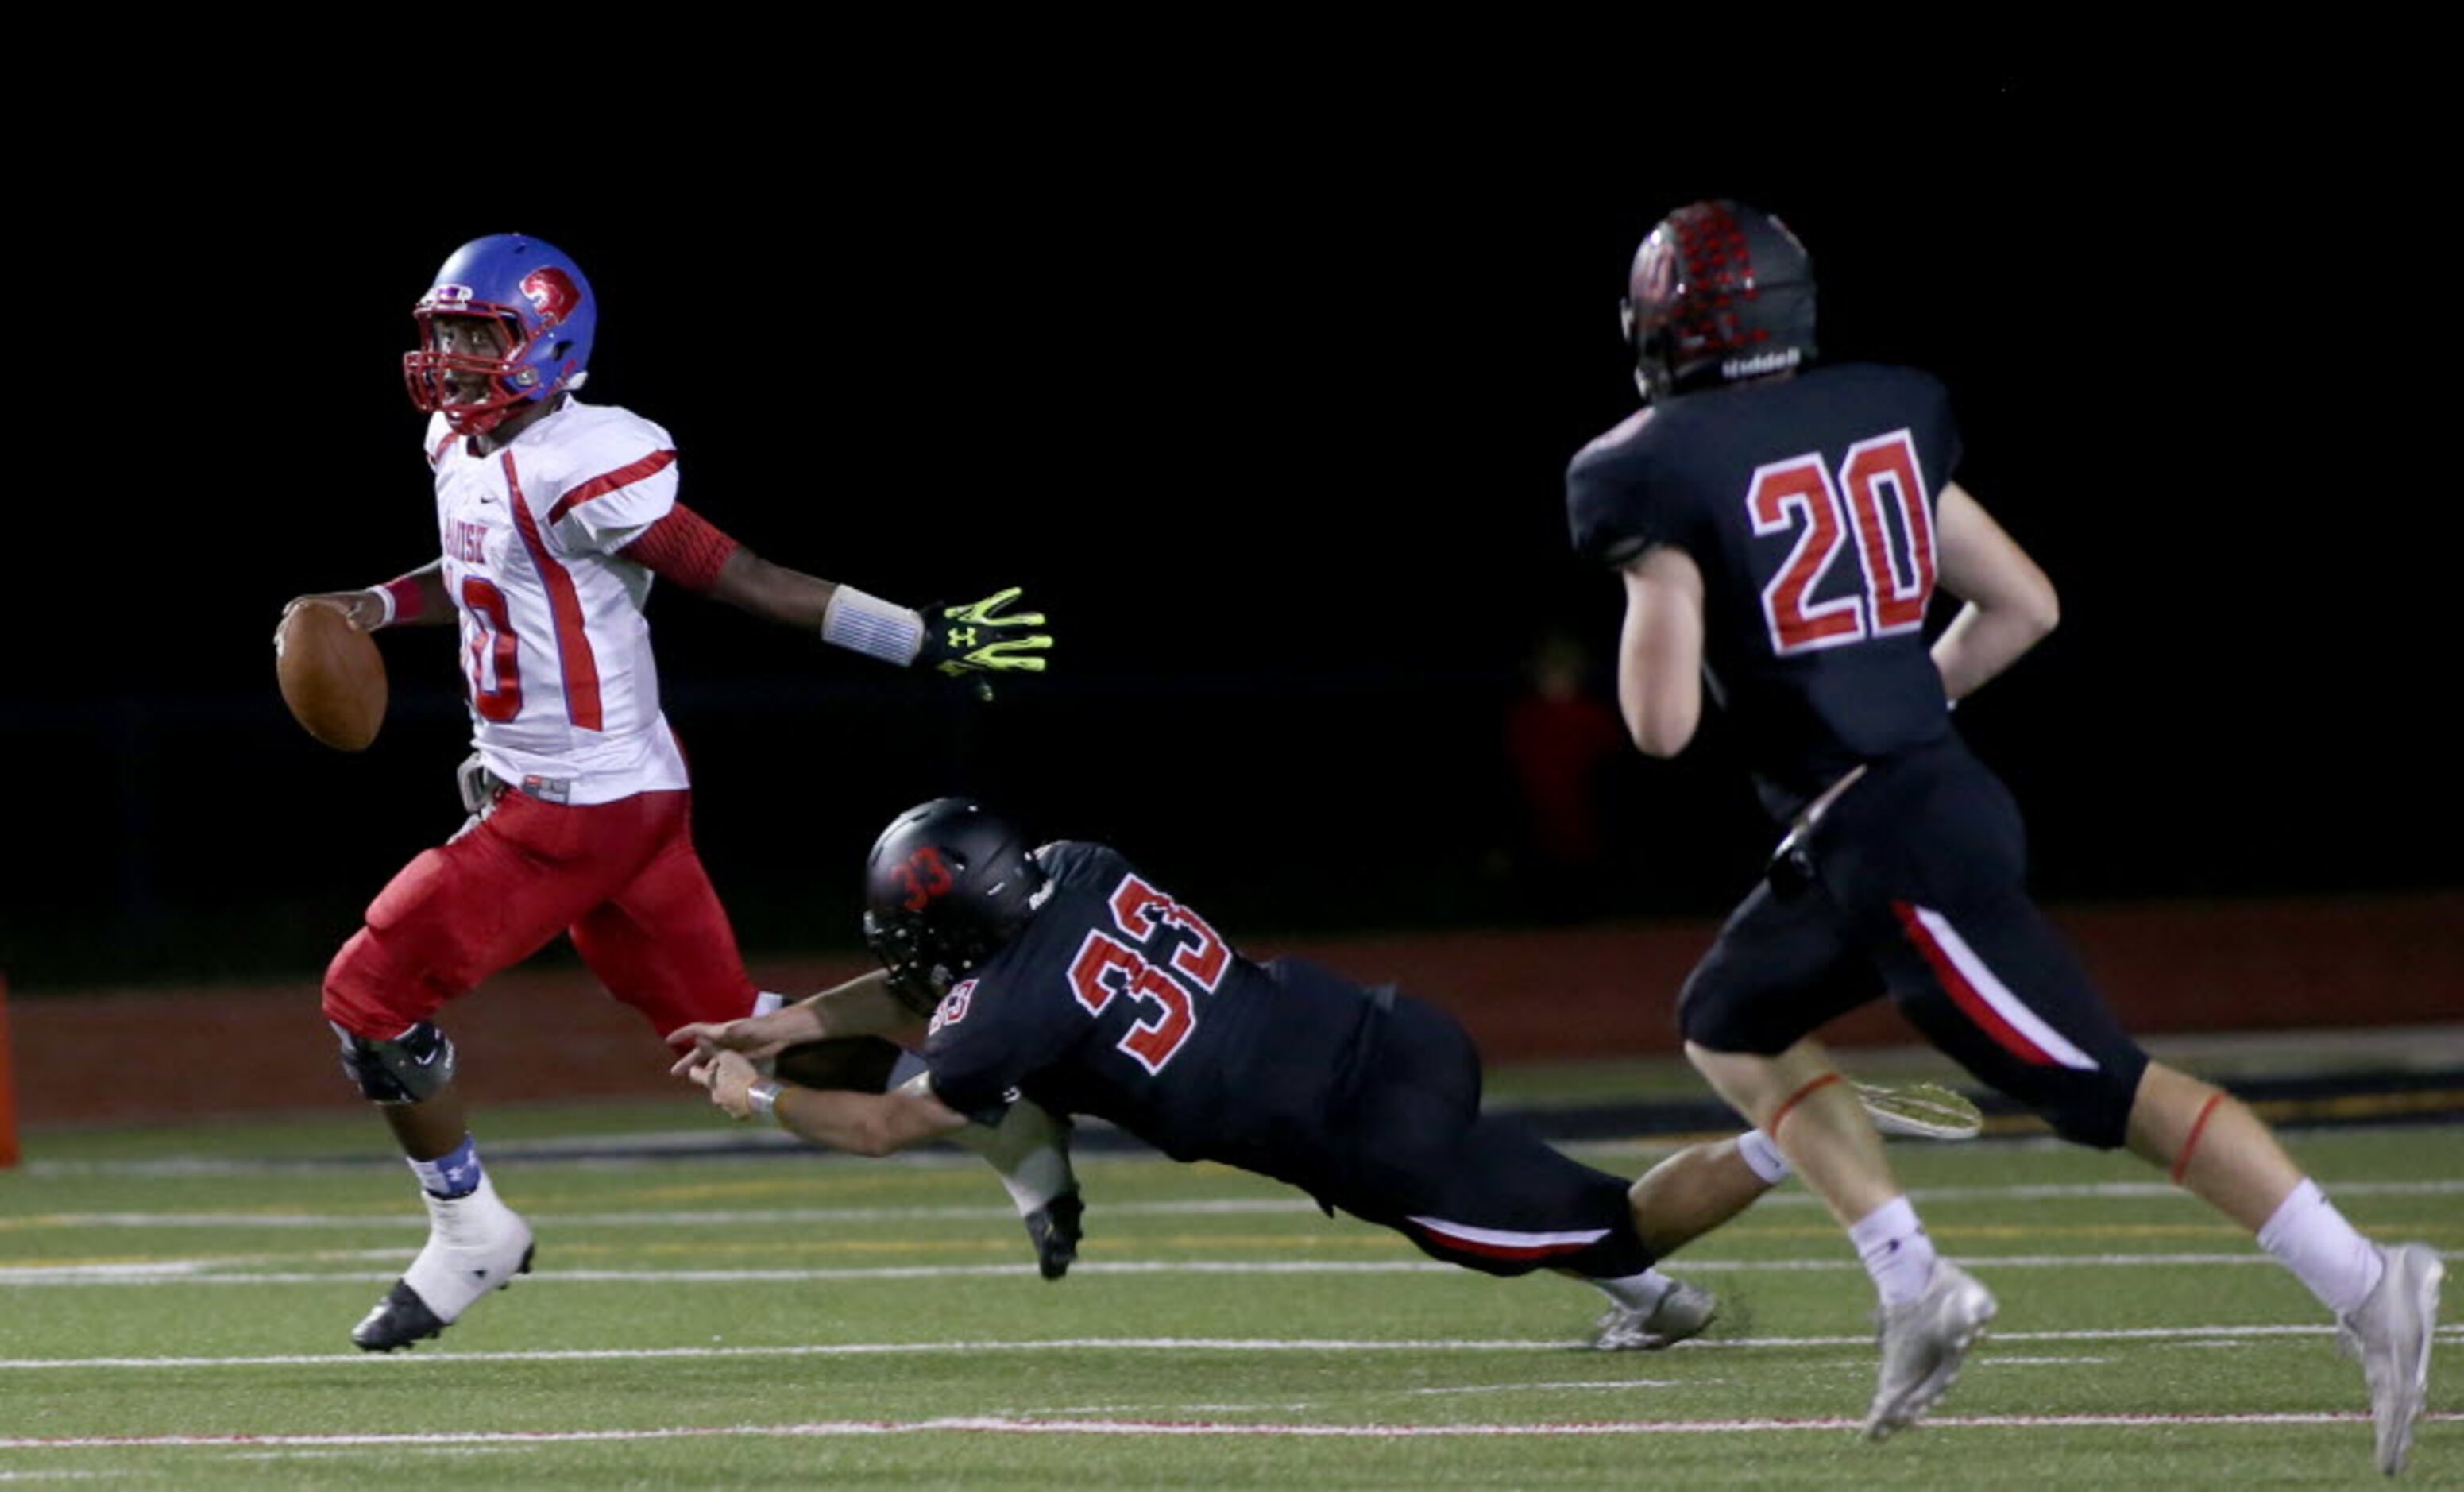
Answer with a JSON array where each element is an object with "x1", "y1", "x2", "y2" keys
[
  {"x1": 423, "y1": 284, "x2": 476, "y2": 309},
  {"x1": 1722, "y1": 347, "x2": 1802, "y2": 379},
  {"x1": 521, "y1": 267, "x2": 581, "y2": 327}
]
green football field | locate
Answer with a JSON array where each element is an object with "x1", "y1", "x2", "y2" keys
[{"x1": 2, "y1": 1088, "x2": 2456, "y2": 1487}]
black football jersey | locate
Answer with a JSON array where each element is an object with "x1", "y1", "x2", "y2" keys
[
  {"x1": 1567, "y1": 363, "x2": 1964, "y2": 818},
  {"x1": 921, "y1": 841, "x2": 1381, "y2": 1185}
]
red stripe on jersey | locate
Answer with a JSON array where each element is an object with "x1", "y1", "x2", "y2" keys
[
  {"x1": 546, "y1": 448, "x2": 678, "y2": 524},
  {"x1": 504, "y1": 451, "x2": 604, "y2": 731},
  {"x1": 620, "y1": 503, "x2": 740, "y2": 593},
  {"x1": 1891, "y1": 901, "x2": 2060, "y2": 1066},
  {"x1": 429, "y1": 429, "x2": 461, "y2": 466}
]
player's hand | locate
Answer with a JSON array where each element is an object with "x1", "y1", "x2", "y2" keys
[
  {"x1": 686, "y1": 1049, "x2": 763, "y2": 1120},
  {"x1": 275, "y1": 592, "x2": 383, "y2": 644},
  {"x1": 913, "y1": 587, "x2": 1053, "y2": 686},
  {"x1": 665, "y1": 1007, "x2": 823, "y2": 1075}
]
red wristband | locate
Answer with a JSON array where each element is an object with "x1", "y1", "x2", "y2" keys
[{"x1": 382, "y1": 575, "x2": 428, "y2": 624}]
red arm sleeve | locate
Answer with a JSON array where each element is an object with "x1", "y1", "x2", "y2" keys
[{"x1": 620, "y1": 503, "x2": 742, "y2": 593}]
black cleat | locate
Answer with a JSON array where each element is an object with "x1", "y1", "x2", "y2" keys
[
  {"x1": 352, "y1": 1279, "x2": 448, "y2": 1352},
  {"x1": 1025, "y1": 1189, "x2": 1084, "y2": 1281},
  {"x1": 350, "y1": 1243, "x2": 536, "y2": 1352}
]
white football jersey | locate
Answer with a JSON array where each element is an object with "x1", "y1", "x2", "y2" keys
[{"x1": 424, "y1": 399, "x2": 691, "y2": 804}]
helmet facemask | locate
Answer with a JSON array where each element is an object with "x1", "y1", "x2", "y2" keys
[
  {"x1": 402, "y1": 235, "x2": 595, "y2": 437},
  {"x1": 405, "y1": 308, "x2": 544, "y2": 436}
]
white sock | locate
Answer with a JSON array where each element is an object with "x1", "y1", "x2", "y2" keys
[
  {"x1": 1735, "y1": 1129, "x2": 1792, "y2": 1183},
  {"x1": 1593, "y1": 1268, "x2": 1679, "y2": 1313},
  {"x1": 407, "y1": 1134, "x2": 484, "y2": 1200},
  {"x1": 1849, "y1": 1196, "x2": 1938, "y2": 1308},
  {"x1": 2256, "y1": 1179, "x2": 2385, "y2": 1316}
]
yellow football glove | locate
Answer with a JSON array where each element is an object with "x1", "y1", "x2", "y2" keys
[{"x1": 915, "y1": 587, "x2": 1054, "y2": 682}]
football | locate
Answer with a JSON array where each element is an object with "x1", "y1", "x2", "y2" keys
[{"x1": 275, "y1": 602, "x2": 388, "y2": 752}]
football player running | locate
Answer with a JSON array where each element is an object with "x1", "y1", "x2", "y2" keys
[
  {"x1": 1569, "y1": 200, "x2": 2441, "y2": 1465},
  {"x1": 670, "y1": 798, "x2": 1986, "y2": 1351},
  {"x1": 279, "y1": 234, "x2": 1074, "y2": 1353}
]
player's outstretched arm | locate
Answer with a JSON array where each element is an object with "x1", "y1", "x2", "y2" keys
[
  {"x1": 698, "y1": 546, "x2": 836, "y2": 629},
  {"x1": 1931, "y1": 482, "x2": 2059, "y2": 702},
  {"x1": 689, "y1": 543, "x2": 1052, "y2": 685},
  {"x1": 665, "y1": 1003, "x2": 827, "y2": 1075},
  {"x1": 799, "y1": 969, "x2": 921, "y2": 1039},
  {"x1": 276, "y1": 563, "x2": 452, "y2": 638},
  {"x1": 665, "y1": 971, "x2": 921, "y2": 1076},
  {"x1": 686, "y1": 1049, "x2": 969, "y2": 1156}
]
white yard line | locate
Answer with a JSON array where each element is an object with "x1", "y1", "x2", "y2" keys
[
  {"x1": 4, "y1": 1410, "x2": 2458, "y2": 1450},
  {"x1": 0, "y1": 1199, "x2": 1322, "y2": 1230},
  {"x1": 5, "y1": 1250, "x2": 2458, "y2": 1286},
  {"x1": 9, "y1": 1177, "x2": 2457, "y2": 1231},
  {"x1": 5, "y1": 1323, "x2": 2461, "y2": 1371}
]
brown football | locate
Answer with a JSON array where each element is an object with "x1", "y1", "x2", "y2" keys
[{"x1": 276, "y1": 603, "x2": 388, "y2": 752}]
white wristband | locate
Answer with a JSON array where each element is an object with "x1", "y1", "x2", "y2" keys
[
  {"x1": 820, "y1": 586, "x2": 925, "y2": 667},
  {"x1": 746, "y1": 1079, "x2": 783, "y2": 1123},
  {"x1": 364, "y1": 586, "x2": 397, "y2": 628}
]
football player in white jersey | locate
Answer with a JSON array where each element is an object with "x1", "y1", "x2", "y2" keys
[{"x1": 280, "y1": 233, "x2": 1076, "y2": 1352}]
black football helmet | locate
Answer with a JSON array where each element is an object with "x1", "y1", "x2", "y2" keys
[
  {"x1": 862, "y1": 798, "x2": 1048, "y2": 1014},
  {"x1": 1621, "y1": 199, "x2": 1817, "y2": 404}
]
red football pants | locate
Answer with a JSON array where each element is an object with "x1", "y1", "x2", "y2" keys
[{"x1": 322, "y1": 788, "x2": 758, "y2": 1042}]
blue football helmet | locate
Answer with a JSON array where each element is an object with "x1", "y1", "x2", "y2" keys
[
  {"x1": 1621, "y1": 200, "x2": 1816, "y2": 404},
  {"x1": 404, "y1": 234, "x2": 596, "y2": 436}
]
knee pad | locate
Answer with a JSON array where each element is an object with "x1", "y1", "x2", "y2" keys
[{"x1": 333, "y1": 1020, "x2": 458, "y2": 1104}]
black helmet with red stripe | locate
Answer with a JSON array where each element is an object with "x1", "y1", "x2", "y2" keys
[
  {"x1": 1621, "y1": 199, "x2": 1817, "y2": 404},
  {"x1": 862, "y1": 798, "x2": 1048, "y2": 1013}
]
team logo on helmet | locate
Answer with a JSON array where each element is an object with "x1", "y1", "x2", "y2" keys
[
  {"x1": 891, "y1": 846, "x2": 956, "y2": 912},
  {"x1": 521, "y1": 266, "x2": 581, "y2": 328},
  {"x1": 1624, "y1": 199, "x2": 1817, "y2": 403}
]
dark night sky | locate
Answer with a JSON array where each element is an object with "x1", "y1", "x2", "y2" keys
[{"x1": 5, "y1": 79, "x2": 2450, "y2": 984}]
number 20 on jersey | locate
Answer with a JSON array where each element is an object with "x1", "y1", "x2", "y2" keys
[{"x1": 1748, "y1": 428, "x2": 1937, "y2": 655}]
